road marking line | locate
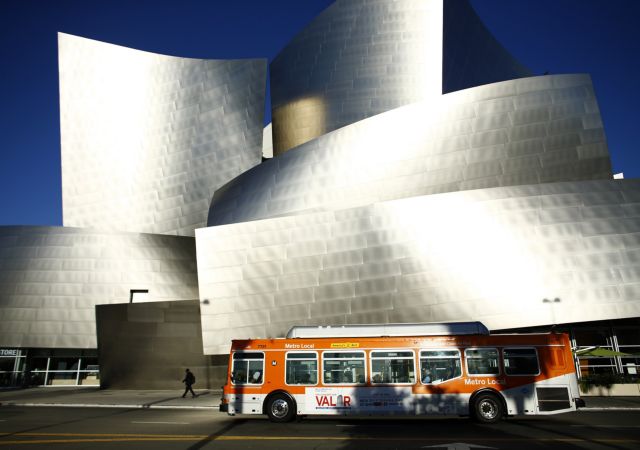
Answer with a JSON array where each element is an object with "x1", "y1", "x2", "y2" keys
[
  {"x1": 0, "y1": 438, "x2": 638, "y2": 446},
  {"x1": 0, "y1": 433, "x2": 638, "y2": 445},
  {"x1": 131, "y1": 421, "x2": 189, "y2": 425},
  {"x1": 0, "y1": 433, "x2": 199, "y2": 438},
  {"x1": 0, "y1": 438, "x2": 199, "y2": 445}
]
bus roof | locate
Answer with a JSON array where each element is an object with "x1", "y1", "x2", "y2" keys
[{"x1": 285, "y1": 322, "x2": 490, "y2": 338}]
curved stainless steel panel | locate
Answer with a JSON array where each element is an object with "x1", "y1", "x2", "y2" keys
[
  {"x1": 0, "y1": 226, "x2": 198, "y2": 349},
  {"x1": 59, "y1": 33, "x2": 266, "y2": 237},
  {"x1": 209, "y1": 74, "x2": 611, "y2": 227},
  {"x1": 270, "y1": 0, "x2": 530, "y2": 155},
  {"x1": 197, "y1": 179, "x2": 640, "y2": 354}
]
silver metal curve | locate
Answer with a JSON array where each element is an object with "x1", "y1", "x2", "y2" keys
[
  {"x1": 59, "y1": 33, "x2": 266, "y2": 236},
  {"x1": 270, "y1": 0, "x2": 530, "y2": 154},
  {"x1": 1, "y1": 1, "x2": 635, "y2": 361},
  {"x1": 0, "y1": 225, "x2": 198, "y2": 349},
  {"x1": 209, "y1": 74, "x2": 611, "y2": 227},
  {"x1": 197, "y1": 179, "x2": 640, "y2": 354}
]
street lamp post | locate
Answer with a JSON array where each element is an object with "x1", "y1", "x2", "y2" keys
[{"x1": 542, "y1": 297, "x2": 561, "y2": 329}]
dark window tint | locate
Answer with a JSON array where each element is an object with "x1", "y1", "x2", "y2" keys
[{"x1": 504, "y1": 348, "x2": 539, "y2": 375}]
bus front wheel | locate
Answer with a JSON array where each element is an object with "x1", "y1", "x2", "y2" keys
[
  {"x1": 472, "y1": 393, "x2": 503, "y2": 424},
  {"x1": 266, "y1": 393, "x2": 296, "y2": 423}
]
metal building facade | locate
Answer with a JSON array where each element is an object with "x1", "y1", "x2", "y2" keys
[
  {"x1": 0, "y1": 226, "x2": 198, "y2": 350},
  {"x1": 195, "y1": 0, "x2": 638, "y2": 356},
  {"x1": 197, "y1": 179, "x2": 640, "y2": 354},
  {"x1": 269, "y1": 0, "x2": 530, "y2": 155},
  {"x1": 0, "y1": 0, "x2": 638, "y2": 387},
  {"x1": 59, "y1": 33, "x2": 266, "y2": 237},
  {"x1": 209, "y1": 74, "x2": 611, "y2": 227}
]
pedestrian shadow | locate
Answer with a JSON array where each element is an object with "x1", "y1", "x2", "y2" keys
[
  {"x1": 140, "y1": 390, "x2": 211, "y2": 407},
  {"x1": 193, "y1": 391, "x2": 212, "y2": 398}
]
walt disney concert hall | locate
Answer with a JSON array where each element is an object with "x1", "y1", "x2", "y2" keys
[{"x1": 0, "y1": 0, "x2": 638, "y2": 389}]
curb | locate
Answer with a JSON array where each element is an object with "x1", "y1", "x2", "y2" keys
[{"x1": 580, "y1": 407, "x2": 640, "y2": 411}]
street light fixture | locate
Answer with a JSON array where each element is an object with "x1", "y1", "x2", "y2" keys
[{"x1": 542, "y1": 298, "x2": 561, "y2": 329}]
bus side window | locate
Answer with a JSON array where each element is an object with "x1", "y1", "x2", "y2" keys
[
  {"x1": 232, "y1": 352, "x2": 264, "y2": 385},
  {"x1": 503, "y1": 348, "x2": 540, "y2": 376},
  {"x1": 323, "y1": 351, "x2": 366, "y2": 385},
  {"x1": 285, "y1": 352, "x2": 318, "y2": 385},
  {"x1": 371, "y1": 350, "x2": 415, "y2": 384},
  {"x1": 420, "y1": 349, "x2": 461, "y2": 384},
  {"x1": 465, "y1": 348, "x2": 500, "y2": 376}
]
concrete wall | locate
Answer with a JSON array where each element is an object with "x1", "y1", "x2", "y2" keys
[{"x1": 96, "y1": 300, "x2": 228, "y2": 390}]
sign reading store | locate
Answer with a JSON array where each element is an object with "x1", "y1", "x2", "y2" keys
[{"x1": 0, "y1": 349, "x2": 18, "y2": 357}]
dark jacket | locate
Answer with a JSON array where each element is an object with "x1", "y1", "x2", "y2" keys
[{"x1": 183, "y1": 371, "x2": 195, "y2": 385}]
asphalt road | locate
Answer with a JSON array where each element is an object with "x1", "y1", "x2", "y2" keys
[{"x1": 0, "y1": 407, "x2": 639, "y2": 449}]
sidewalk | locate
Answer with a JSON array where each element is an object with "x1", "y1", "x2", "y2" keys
[
  {"x1": 578, "y1": 395, "x2": 640, "y2": 410},
  {"x1": 0, "y1": 387, "x2": 222, "y2": 410},
  {"x1": 0, "y1": 387, "x2": 639, "y2": 411}
]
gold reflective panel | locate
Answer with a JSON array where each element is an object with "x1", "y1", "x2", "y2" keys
[{"x1": 272, "y1": 96, "x2": 326, "y2": 156}]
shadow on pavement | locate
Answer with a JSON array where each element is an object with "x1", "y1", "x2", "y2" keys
[
  {"x1": 291, "y1": 415, "x2": 621, "y2": 450},
  {"x1": 187, "y1": 418, "x2": 248, "y2": 450},
  {"x1": 0, "y1": 406, "x2": 148, "y2": 440}
]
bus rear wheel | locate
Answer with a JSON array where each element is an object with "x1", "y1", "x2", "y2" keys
[
  {"x1": 472, "y1": 393, "x2": 503, "y2": 424},
  {"x1": 266, "y1": 393, "x2": 296, "y2": 423}
]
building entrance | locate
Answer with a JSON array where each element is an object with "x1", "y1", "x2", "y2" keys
[
  {"x1": 28, "y1": 349, "x2": 99, "y2": 386},
  {"x1": 0, "y1": 348, "x2": 99, "y2": 387},
  {"x1": 0, "y1": 349, "x2": 26, "y2": 387}
]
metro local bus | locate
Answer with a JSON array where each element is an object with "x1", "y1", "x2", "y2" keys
[{"x1": 220, "y1": 322, "x2": 584, "y2": 423}]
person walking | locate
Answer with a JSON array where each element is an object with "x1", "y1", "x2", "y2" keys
[{"x1": 182, "y1": 368, "x2": 196, "y2": 398}]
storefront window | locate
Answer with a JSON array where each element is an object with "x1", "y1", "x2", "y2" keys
[
  {"x1": 23, "y1": 352, "x2": 100, "y2": 387},
  {"x1": 573, "y1": 328, "x2": 610, "y2": 347},
  {"x1": 79, "y1": 359, "x2": 100, "y2": 385},
  {"x1": 0, "y1": 352, "x2": 25, "y2": 387},
  {"x1": 615, "y1": 326, "x2": 640, "y2": 379},
  {"x1": 615, "y1": 327, "x2": 640, "y2": 345},
  {"x1": 578, "y1": 357, "x2": 616, "y2": 376}
]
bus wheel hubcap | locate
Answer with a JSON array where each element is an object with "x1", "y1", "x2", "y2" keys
[
  {"x1": 479, "y1": 400, "x2": 497, "y2": 419},
  {"x1": 271, "y1": 399, "x2": 289, "y2": 418}
]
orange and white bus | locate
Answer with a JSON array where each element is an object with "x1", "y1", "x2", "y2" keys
[{"x1": 220, "y1": 322, "x2": 584, "y2": 423}]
